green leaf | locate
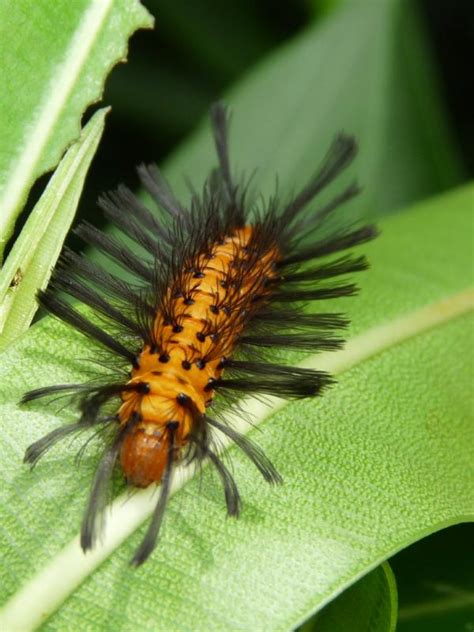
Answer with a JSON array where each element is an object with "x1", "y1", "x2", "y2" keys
[
  {"x1": 302, "y1": 562, "x2": 398, "y2": 632},
  {"x1": 164, "y1": 0, "x2": 462, "y2": 220},
  {"x1": 0, "y1": 108, "x2": 108, "y2": 352},
  {"x1": 0, "y1": 182, "x2": 472, "y2": 630},
  {"x1": 0, "y1": 0, "x2": 153, "y2": 259}
]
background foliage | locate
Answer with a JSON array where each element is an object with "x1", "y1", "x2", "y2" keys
[{"x1": 1, "y1": 0, "x2": 473, "y2": 630}]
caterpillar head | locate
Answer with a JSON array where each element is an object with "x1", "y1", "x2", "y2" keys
[{"x1": 120, "y1": 425, "x2": 171, "y2": 488}]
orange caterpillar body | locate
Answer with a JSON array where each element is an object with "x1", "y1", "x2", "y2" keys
[{"x1": 121, "y1": 227, "x2": 279, "y2": 487}]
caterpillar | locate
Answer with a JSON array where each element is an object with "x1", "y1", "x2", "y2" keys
[{"x1": 22, "y1": 104, "x2": 377, "y2": 566}]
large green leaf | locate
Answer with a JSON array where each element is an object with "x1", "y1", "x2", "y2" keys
[
  {"x1": 163, "y1": 0, "x2": 462, "y2": 221},
  {"x1": 0, "y1": 108, "x2": 108, "y2": 351},
  {"x1": 0, "y1": 0, "x2": 153, "y2": 259},
  {"x1": 0, "y1": 183, "x2": 472, "y2": 630}
]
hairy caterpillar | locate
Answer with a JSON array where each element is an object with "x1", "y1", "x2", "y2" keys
[{"x1": 23, "y1": 104, "x2": 377, "y2": 566}]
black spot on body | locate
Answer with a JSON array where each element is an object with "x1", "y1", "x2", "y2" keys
[
  {"x1": 136, "y1": 382, "x2": 151, "y2": 394},
  {"x1": 204, "y1": 378, "x2": 216, "y2": 392}
]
